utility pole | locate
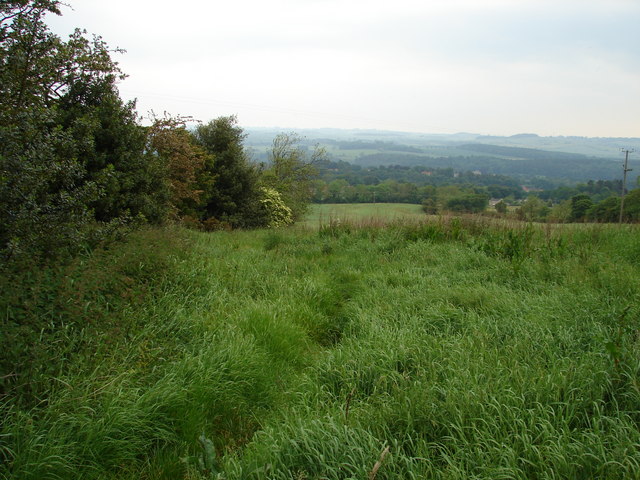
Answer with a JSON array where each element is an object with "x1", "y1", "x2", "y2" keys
[{"x1": 619, "y1": 149, "x2": 634, "y2": 224}]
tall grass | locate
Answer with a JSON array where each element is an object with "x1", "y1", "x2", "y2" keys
[{"x1": 2, "y1": 218, "x2": 639, "y2": 478}]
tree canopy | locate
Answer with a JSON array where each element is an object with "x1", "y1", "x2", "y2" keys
[
  {"x1": 0, "y1": 0, "x2": 142, "y2": 262},
  {"x1": 262, "y1": 133, "x2": 322, "y2": 220},
  {"x1": 194, "y1": 116, "x2": 267, "y2": 228}
]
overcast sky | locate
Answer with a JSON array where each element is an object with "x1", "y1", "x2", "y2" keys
[{"x1": 48, "y1": 0, "x2": 640, "y2": 137}]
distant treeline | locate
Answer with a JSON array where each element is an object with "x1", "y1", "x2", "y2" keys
[
  {"x1": 312, "y1": 159, "x2": 630, "y2": 205},
  {"x1": 353, "y1": 151, "x2": 636, "y2": 186},
  {"x1": 312, "y1": 158, "x2": 640, "y2": 222},
  {"x1": 515, "y1": 189, "x2": 640, "y2": 223},
  {"x1": 538, "y1": 180, "x2": 622, "y2": 203},
  {"x1": 312, "y1": 159, "x2": 524, "y2": 203},
  {"x1": 331, "y1": 139, "x2": 423, "y2": 153},
  {"x1": 315, "y1": 159, "x2": 522, "y2": 187}
]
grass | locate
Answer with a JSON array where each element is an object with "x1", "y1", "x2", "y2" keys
[
  {"x1": 302, "y1": 203, "x2": 425, "y2": 228},
  {"x1": 2, "y1": 218, "x2": 640, "y2": 479}
]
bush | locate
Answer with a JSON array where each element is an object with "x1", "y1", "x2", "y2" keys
[{"x1": 259, "y1": 187, "x2": 293, "y2": 228}]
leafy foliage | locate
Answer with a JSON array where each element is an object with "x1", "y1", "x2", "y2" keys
[
  {"x1": 0, "y1": 1, "x2": 167, "y2": 263},
  {"x1": 145, "y1": 113, "x2": 211, "y2": 219},
  {"x1": 516, "y1": 196, "x2": 550, "y2": 222},
  {"x1": 57, "y1": 78, "x2": 167, "y2": 224},
  {"x1": 259, "y1": 187, "x2": 293, "y2": 228},
  {"x1": 262, "y1": 133, "x2": 322, "y2": 220},
  {"x1": 445, "y1": 192, "x2": 489, "y2": 213},
  {"x1": 569, "y1": 193, "x2": 594, "y2": 222},
  {"x1": 194, "y1": 116, "x2": 267, "y2": 228}
]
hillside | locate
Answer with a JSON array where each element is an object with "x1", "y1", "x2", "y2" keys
[
  {"x1": 245, "y1": 127, "x2": 640, "y2": 184},
  {"x1": 3, "y1": 219, "x2": 640, "y2": 479}
]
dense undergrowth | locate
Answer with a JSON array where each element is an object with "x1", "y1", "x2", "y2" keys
[{"x1": 2, "y1": 217, "x2": 640, "y2": 479}]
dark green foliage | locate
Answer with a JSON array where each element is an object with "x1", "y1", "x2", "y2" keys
[
  {"x1": 194, "y1": 116, "x2": 267, "y2": 228},
  {"x1": 588, "y1": 196, "x2": 621, "y2": 222},
  {"x1": 0, "y1": 1, "x2": 170, "y2": 263},
  {"x1": 561, "y1": 188, "x2": 640, "y2": 224},
  {"x1": 0, "y1": 2, "x2": 93, "y2": 261},
  {"x1": 57, "y1": 79, "x2": 169, "y2": 224},
  {"x1": 570, "y1": 193, "x2": 594, "y2": 222},
  {"x1": 0, "y1": 107, "x2": 97, "y2": 261},
  {"x1": 445, "y1": 192, "x2": 489, "y2": 213},
  {"x1": 622, "y1": 188, "x2": 640, "y2": 221}
]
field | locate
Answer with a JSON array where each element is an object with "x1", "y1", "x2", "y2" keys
[
  {"x1": 2, "y1": 216, "x2": 640, "y2": 479},
  {"x1": 303, "y1": 203, "x2": 425, "y2": 227}
]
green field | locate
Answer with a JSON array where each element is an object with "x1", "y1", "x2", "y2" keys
[
  {"x1": 303, "y1": 203, "x2": 425, "y2": 227},
  {"x1": 3, "y1": 219, "x2": 640, "y2": 479}
]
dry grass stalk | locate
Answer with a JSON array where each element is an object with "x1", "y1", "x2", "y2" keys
[{"x1": 368, "y1": 445, "x2": 390, "y2": 480}]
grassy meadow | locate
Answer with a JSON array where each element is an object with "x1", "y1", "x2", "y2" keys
[
  {"x1": 302, "y1": 203, "x2": 425, "y2": 228},
  {"x1": 2, "y1": 212, "x2": 640, "y2": 479}
]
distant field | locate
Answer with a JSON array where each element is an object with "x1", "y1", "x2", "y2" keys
[{"x1": 303, "y1": 203, "x2": 425, "y2": 227}]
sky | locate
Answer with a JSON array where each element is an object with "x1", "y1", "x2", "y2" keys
[{"x1": 47, "y1": 0, "x2": 640, "y2": 137}]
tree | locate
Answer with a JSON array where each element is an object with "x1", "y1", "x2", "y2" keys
[
  {"x1": 547, "y1": 199, "x2": 571, "y2": 223},
  {"x1": 194, "y1": 116, "x2": 266, "y2": 228},
  {"x1": 1, "y1": 2, "x2": 109, "y2": 260},
  {"x1": 622, "y1": 188, "x2": 640, "y2": 222},
  {"x1": 569, "y1": 194, "x2": 593, "y2": 222},
  {"x1": 57, "y1": 78, "x2": 168, "y2": 224},
  {"x1": 145, "y1": 113, "x2": 210, "y2": 219},
  {"x1": 422, "y1": 198, "x2": 438, "y2": 214},
  {"x1": 494, "y1": 200, "x2": 508, "y2": 215},
  {"x1": 262, "y1": 133, "x2": 322, "y2": 220},
  {"x1": 0, "y1": 1, "x2": 171, "y2": 263},
  {"x1": 327, "y1": 179, "x2": 349, "y2": 203},
  {"x1": 516, "y1": 196, "x2": 549, "y2": 222},
  {"x1": 586, "y1": 196, "x2": 619, "y2": 223},
  {"x1": 445, "y1": 193, "x2": 489, "y2": 214}
]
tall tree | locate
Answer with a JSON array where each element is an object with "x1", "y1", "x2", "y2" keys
[
  {"x1": 587, "y1": 196, "x2": 620, "y2": 223},
  {"x1": 57, "y1": 78, "x2": 168, "y2": 224},
  {"x1": 194, "y1": 116, "x2": 266, "y2": 228},
  {"x1": 0, "y1": 0, "x2": 93, "y2": 261},
  {"x1": 145, "y1": 113, "x2": 210, "y2": 219},
  {"x1": 569, "y1": 194, "x2": 593, "y2": 222},
  {"x1": 0, "y1": 1, "x2": 168, "y2": 262},
  {"x1": 262, "y1": 133, "x2": 323, "y2": 220}
]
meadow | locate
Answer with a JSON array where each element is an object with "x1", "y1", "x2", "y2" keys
[
  {"x1": 2, "y1": 212, "x2": 640, "y2": 479},
  {"x1": 302, "y1": 203, "x2": 425, "y2": 227}
]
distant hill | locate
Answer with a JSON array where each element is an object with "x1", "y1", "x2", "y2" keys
[{"x1": 244, "y1": 127, "x2": 640, "y2": 184}]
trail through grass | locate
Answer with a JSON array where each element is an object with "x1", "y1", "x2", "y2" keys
[{"x1": 2, "y1": 219, "x2": 640, "y2": 479}]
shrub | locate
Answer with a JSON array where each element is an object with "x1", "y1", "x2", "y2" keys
[{"x1": 259, "y1": 187, "x2": 293, "y2": 228}]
